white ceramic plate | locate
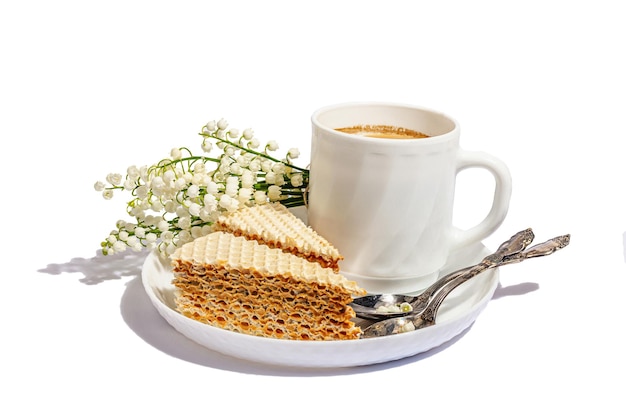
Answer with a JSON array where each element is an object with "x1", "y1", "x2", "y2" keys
[{"x1": 141, "y1": 240, "x2": 499, "y2": 368}]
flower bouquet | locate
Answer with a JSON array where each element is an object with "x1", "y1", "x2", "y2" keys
[{"x1": 94, "y1": 119, "x2": 308, "y2": 258}]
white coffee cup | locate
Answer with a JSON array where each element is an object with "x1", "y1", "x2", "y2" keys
[{"x1": 307, "y1": 102, "x2": 512, "y2": 293}]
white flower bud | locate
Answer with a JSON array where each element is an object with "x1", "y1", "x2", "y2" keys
[
  {"x1": 165, "y1": 243, "x2": 177, "y2": 255},
  {"x1": 164, "y1": 200, "x2": 178, "y2": 213},
  {"x1": 249, "y1": 138, "x2": 260, "y2": 149},
  {"x1": 238, "y1": 187, "x2": 252, "y2": 203},
  {"x1": 288, "y1": 148, "x2": 300, "y2": 159},
  {"x1": 176, "y1": 205, "x2": 188, "y2": 216},
  {"x1": 266, "y1": 140, "x2": 279, "y2": 151},
  {"x1": 177, "y1": 216, "x2": 191, "y2": 229},
  {"x1": 202, "y1": 140, "x2": 213, "y2": 153},
  {"x1": 158, "y1": 220, "x2": 170, "y2": 232},
  {"x1": 206, "y1": 181, "x2": 219, "y2": 195},
  {"x1": 249, "y1": 159, "x2": 261, "y2": 172},
  {"x1": 225, "y1": 176, "x2": 239, "y2": 197},
  {"x1": 151, "y1": 176, "x2": 164, "y2": 188},
  {"x1": 199, "y1": 207, "x2": 213, "y2": 221},
  {"x1": 272, "y1": 163, "x2": 285, "y2": 174},
  {"x1": 187, "y1": 184, "x2": 200, "y2": 198},
  {"x1": 130, "y1": 206, "x2": 144, "y2": 219},
  {"x1": 290, "y1": 173, "x2": 304, "y2": 187},
  {"x1": 123, "y1": 179, "x2": 135, "y2": 191},
  {"x1": 204, "y1": 194, "x2": 217, "y2": 211},
  {"x1": 241, "y1": 170, "x2": 255, "y2": 189},
  {"x1": 261, "y1": 160, "x2": 273, "y2": 172},
  {"x1": 174, "y1": 178, "x2": 187, "y2": 190},
  {"x1": 243, "y1": 128, "x2": 254, "y2": 140},
  {"x1": 219, "y1": 194, "x2": 237, "y2": 211},
  {"x1": 151, "y1": 201, "x2": 163, "y2": 212},
  {"x1": 188, "y1": 202, "x2": 201, "y2": 217},
  {"x1": 267, "y1": 185, "x2": 281, "y2": 201},
  {"x1": 140, "y1": 166, "x2": 150, "y2": 182},
  {"x1": 127, "y1": 165, "x2": 140, "y2": 180},
  {"x1": 236, "y1": 155, "x2": 248, "y2": 168},
  {"x1": 170, "y1": 148, "x2": 182, "y2": 160},
  {"x1": 136, "y1": 185, "x2": 149, "y2": 199},
  {"x1": 217, "y1": 118, "x2": 228, "y2": 130},
  {"x1": 163, "y1": 171, "x2": 175, "y2": 183},
  {"x1": 229, "y1": 163, "x2": 243, "y2": 175},
  {"x1": 191, "y1": 226, "x2": 203, "y2": 239},
  {"x1": 161, "y1": 231, "x2": 174, "y2": 243},
  {"x1": 126, "y1": 236, "x2": 139, "y2": 247},
  {"x1": 192, "y1": 163, "x2": 206, "y2": 174},
  {"x1": 205, "y1": 120, "x2": 217, "y2": 131},
  {"x1": 106, "y1": 173, "x2": 123, "y2": 186},
  {"x1": 113, "y1": 241, "x2": 127, "y2": 253},
  {"x1": 254, "y1": 191, "x2": 267, "y2": 204}
]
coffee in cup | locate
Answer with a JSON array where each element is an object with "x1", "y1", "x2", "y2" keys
[{"x1": 335, "y1": 124, "x2": 429, "y2": 139}]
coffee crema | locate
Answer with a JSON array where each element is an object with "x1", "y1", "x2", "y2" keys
[{"x1": 335, "y1": 124, "x2": 429, "y2": 139}]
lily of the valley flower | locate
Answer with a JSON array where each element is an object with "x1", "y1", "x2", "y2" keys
[{"x1": 95, "y1": 118, "x2": 309, "y2": 257}]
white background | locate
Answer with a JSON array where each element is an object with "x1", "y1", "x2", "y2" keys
[{"x1": 2, "y1": 1, "x2": 624, "y2": 415}]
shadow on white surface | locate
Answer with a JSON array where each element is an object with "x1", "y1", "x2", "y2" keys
[
  {"x1": 492, "y1": 281, "x2": 539, "y2": 299},
  {"x1": 38, "y1": 249, "x2": 147, "y2": 285},
  {"x1": 39, "y1": 249, "x2": 539, "y2": 376}
]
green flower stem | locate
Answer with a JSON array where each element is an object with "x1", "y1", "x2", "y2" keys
[{"x1": 200, "y1": 132, "x2": 309, "y2": 174}]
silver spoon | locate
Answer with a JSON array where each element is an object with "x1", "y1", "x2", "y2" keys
[
  {"x1": 360, "y1": 233, "x2": 571, "y2": 338},
  {"x1": 350, "y1": 228, "x2": 536, "y2": 320}
]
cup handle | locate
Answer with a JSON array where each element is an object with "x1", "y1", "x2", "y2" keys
[{"x1": 451, "y1": 149, "x2": 512, "y2": 250}]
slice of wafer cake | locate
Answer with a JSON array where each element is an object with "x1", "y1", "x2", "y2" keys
[
  {"x1": 171, "y1": 231, "x2": 366, "y2": 341},
  {"x1": 212, "y1": 202, "x2": 343, "y2": 272}
]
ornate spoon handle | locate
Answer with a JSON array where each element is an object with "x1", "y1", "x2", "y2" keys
[
  {"x1": 413, "y1": 233, "x2": 571, "y2": 329},
  {"x1": 361, "y1": 233, "x2": 571, "y2": 338}
]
